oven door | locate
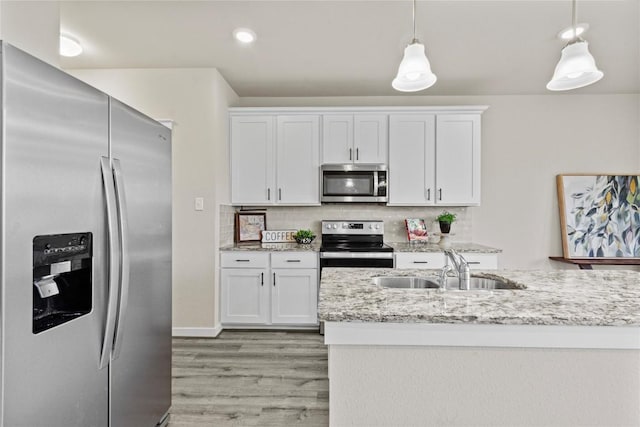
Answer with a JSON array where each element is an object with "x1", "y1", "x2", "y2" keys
[
  {"x1": 321, "y1": 165, "x2": 387, "y2": 203},
  {"x1": 320, "y1": 252, "x2": 394, "y2": 269}
]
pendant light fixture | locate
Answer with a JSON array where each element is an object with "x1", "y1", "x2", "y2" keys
[
  {"x1": 547, "y1": 0, "x2": 603, "y2": 91},
  {"x1": 392, "y1": 0, "x2": 437, "y2": 92}
]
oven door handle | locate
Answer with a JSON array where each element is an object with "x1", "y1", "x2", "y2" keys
[{"x1": 320, "y1": 252, "x2": 394, "y2": 259}]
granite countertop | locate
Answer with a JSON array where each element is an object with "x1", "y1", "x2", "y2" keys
[
  {"x1": 388, "y1": 242, "x2": 502, "y2": 253},
  {"x1": 220, "y1": 242, "x2": 321, "y2": 252},
  {"x1": 318, "y1": 268, "x2": 640, "y2": 326}
]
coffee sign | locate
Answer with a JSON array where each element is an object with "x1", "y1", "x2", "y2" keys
[{"x1": 261, "y1": 230, "x2": 296, "y2": 243}]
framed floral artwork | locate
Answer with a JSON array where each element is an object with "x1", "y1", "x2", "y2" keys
[
  {"x1": 235, "y1": 212, "x2": 267, "y2": 243},
  {"x1": 557, "y1": 174, "x2": 640, "y2": 258}
]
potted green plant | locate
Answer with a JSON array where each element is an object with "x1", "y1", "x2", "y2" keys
[
  {"x1": 436, "y1": 211, "x2": 456, "y2": 234},
  {"x1": 293, "y1": 229, "x2": 316, "y2": 244}
]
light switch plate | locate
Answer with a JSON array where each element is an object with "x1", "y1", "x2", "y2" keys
[{"x1": 195, "y1": 197, "x2": 204, "y2": 211}]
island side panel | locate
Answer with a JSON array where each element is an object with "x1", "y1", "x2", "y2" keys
[{"x1": 329, "y1": 345, "x2": 640, "y2": 426}]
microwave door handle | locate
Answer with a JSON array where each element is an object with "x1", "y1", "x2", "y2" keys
[{"x1": 373, "y1": 171, "x2": 379, "y2": 197}]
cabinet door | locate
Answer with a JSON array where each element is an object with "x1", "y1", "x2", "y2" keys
[
  {"x1": 276, "y1": 115, "x2": 320, "y2": 204},
  {"x1": 388, "y1": 114, "x2": 436, "y2": 205},
  {"x1": 322, "y1": 114, "x2": 353, "y2": 163},
  {"x1": 221, "y1": 269, "x2": 269, "y2": 324},
  {"x1": 354, "y1": 114, "x2": 388, "y2": 164},
  {"x1": 271, "y1": 269, "x2": 318, "y2": 325},
  {"x1": 231, "y1": 116, "x2": 275, "y2": 204},
  {"x1": 435, "y1": 114, "x2": 481, "y2": 205}
]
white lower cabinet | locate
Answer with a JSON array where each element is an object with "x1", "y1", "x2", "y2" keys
[
  {"x1": 395, "y1": 252, "x2": 498, "y2": 270},
  {"x1": 221, "y1": 251, "x2": 318, "y2": 326},
  {"x1": 453, "y1": 253, "x2": 498, "y2": 270},
  {"x1": 220, "y1": 268, "x2": 269, "y2": 324},
  {"x1": 271, "y1": 269, "x2": 318, "y2": 324},
  {"x1": 395, "y1": 253, "x2": 446, "y2": 269}
]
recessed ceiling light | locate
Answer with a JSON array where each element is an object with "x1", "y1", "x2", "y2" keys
[
  {"x1": 233, "y1": 28, "x2": 256, "y2": 44},
  {"x1": 558, "y1": 23, "x2": 589, "y2": 40},
  {"x1": 60, "y1": 34, "x2": 83, "y2": 57}
]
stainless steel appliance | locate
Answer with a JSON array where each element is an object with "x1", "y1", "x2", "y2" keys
[
  {"x1": 321, "y1": 164, "x2": 388, "y2": 203},
  {"x1": 0, "y1": 42, "x2": 171, "y2": 427},
  {"x1": 320, "y1": 220, "x2": 394, "y2": 269}
]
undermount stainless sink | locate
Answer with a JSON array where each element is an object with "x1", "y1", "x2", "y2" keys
[
  {"x1": 372, "y1": 276, "x2": 440, "y2": 289},
  {"x1": 374, "y1": 276, "x2": 520, "y2": 290},
  {"x1": 438, "y1": 277, "x2": 519, "y2": 290}
]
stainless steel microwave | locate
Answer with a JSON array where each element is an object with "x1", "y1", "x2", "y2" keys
[{"x1": 321, "y1": 164, "x2": 388, "y2": 203}]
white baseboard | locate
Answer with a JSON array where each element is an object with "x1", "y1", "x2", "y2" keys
[{"x1": 172, "y1": 325, "x2": 222, "y2": 338}]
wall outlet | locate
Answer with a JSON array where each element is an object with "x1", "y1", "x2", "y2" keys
[{"x1": 195, "y1": 197, "x2": 204, "y2": 211}]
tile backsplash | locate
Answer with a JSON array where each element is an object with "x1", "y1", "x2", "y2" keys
[{"x1": 220, "y1": 204, "x2": 471, "y2": 244}]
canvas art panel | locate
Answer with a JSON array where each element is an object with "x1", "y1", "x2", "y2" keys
[
  {"x1": 235, "y1": 212, "x2": 267, "y2": 243},
  {"x1": 557, "y1": 175, "x2": 640, "y2": 258},
  {"x1": 405, "y1": 218, "x2": 429, "y2": 242}
]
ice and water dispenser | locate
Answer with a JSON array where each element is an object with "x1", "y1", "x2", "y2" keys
[{"x1": 32, "y1": 232, "x2": 92, "y2": 334}]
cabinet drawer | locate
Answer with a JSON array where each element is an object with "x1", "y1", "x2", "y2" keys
[
  {"x1": 221, "y1": 252, "x2": 270, "y2": 268},
  {"x1": 271, "y1": 252, "x2": 318, "y2": 269},
  {"x1": 456, "y1": 253, "x2": 498, "y2": 270},
  {"x1": 395, "y1": 253, "x2": 445, "y2": 269}
]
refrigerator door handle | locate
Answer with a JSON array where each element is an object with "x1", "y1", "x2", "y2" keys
[
  {"x1": 112, "y1": 158, "x2": 130, "y2": 360},
  {"x1": 99, "y1": 157, "x2": 121, "y2": 369}
]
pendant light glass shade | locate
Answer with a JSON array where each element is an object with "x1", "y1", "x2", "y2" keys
[
  {"x1": 546, "y1": 40, "x2": 603, "y2": 91},
  {"x1": 392, "y1": 0, "x2": 436, "y2": 92},
  {"x1": 547, "y1": 0, "x2": 603, "y2": 91},
  {"x1": 392, "y1": 42, "x2": 437, "y2": 92}
]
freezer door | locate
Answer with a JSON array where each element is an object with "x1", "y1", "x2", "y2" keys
[
  {"x1": 109, "y1": 98, "x2": 172, "y2": 427},
  {"x1": 1, "y1": 43, "x2": 110, "y2": 426}
]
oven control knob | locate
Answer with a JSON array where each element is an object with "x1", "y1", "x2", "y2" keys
[
  {"x1": 332, "y1": 224, "x2": 338, "y2": 229},
  {"x1": 342, "y1": 223, "x2": 347, "y2": 229},
  {"x1": 375, "y1": 225, "x2": 380, "y2": 230},
  {"x1": 325, "y1": 224, "x2": 331, "y2": 229}
]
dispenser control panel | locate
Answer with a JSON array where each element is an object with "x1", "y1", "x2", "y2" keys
[{"x1": 33, "y1": 233, "x2": 92, "y2": 269}]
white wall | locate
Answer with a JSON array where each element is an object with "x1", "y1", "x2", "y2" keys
[
  {"x1": 68, "y1": 68, "x2": 239, "y2": 334},
  {"x1": 240, "y1": 95, "x2": 640, "y2": 269},
  {"x1": 0, "y1": 1, "x2": 59, "y2": 67}
]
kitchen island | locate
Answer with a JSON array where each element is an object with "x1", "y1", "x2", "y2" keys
[{"x1": 319, "y1": 268, "x2": 640, "y2": 426}]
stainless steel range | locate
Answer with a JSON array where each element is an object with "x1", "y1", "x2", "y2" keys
[{"x1": 320, "y1": 220, "x2": 394, "y2": 269}]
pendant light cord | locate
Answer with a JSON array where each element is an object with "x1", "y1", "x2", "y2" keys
[
  {"x1": 572, "y1": 0, "x2": 577, "y2": 39},
  {"x1": 412, "y1": 0, "x2": 417, "y2": 43}
]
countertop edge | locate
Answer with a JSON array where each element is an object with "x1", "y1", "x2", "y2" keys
[{"x1": 323, "y1": 321, "x2": 640, "y2": 350}]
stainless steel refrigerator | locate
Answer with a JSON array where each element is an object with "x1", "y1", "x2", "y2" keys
[{"x1": 0, "y1": 42, "x2": 172, "y2": 426}]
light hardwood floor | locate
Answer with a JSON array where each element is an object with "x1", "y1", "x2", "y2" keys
[{"x1": 168, "y1": 330, "x2": 329, "y2": 426}]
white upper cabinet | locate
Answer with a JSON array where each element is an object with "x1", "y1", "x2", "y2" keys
[
  {"x1": 388, "y1": 112, "x2": 482, "y2": 206},
  {"x1": 436, "y1": 114, "x2": 481, "y2": 205},
  {"x1": 230, "y1": 107, "x2": 484, "y2": 207},
  {"x1": 388, "y1": 114, "x2": 436, "y2": 205},
  {"x1": 322, "y1": 115, "x2": 353, "y2": 163},
  {"x1": 231, "y1": 115, "x2": 274, "y2": 205},
  {"x1": 322, "y1": 114, "x2": 388, "y2": 164},
  {"x1": 230, "y1": 114, "x2": 320, "y2": 205},
  {"x1": 276, "y1": 115, "x2": 320, "y2": 204}
]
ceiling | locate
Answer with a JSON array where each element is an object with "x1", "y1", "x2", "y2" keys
[{"x1": 60, "y1": 0, "x2": 640, "y2": 97}]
